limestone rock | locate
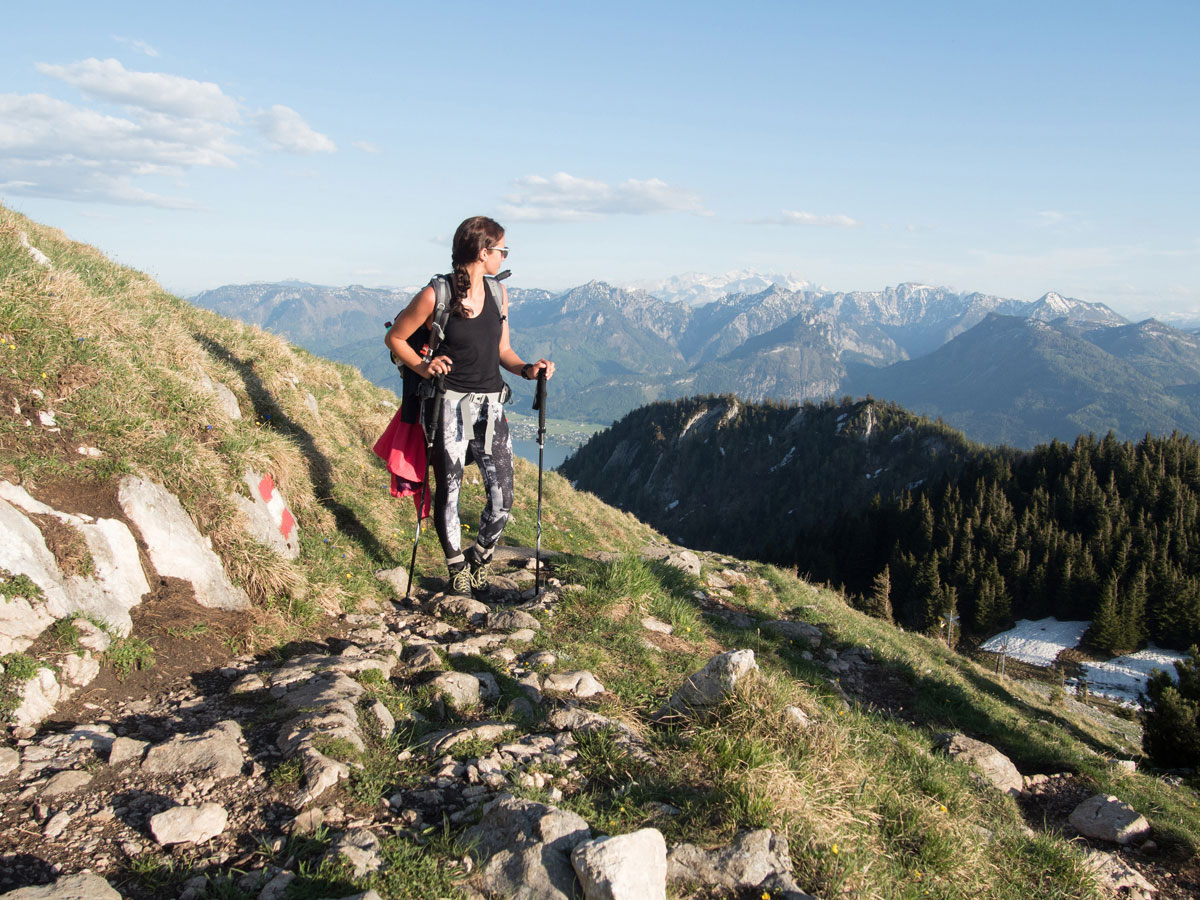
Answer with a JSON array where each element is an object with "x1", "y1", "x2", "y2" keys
[
  {"x1": 117, "y1": 475, "x2": 250, "y2": 610},
  {"x1": 1081, "y1": 848, "x2": 1157, "y2": 896},
  {"x1": 323, "y1": 828, "x2": 386, "y2": 879},
  {"x1": 59, "y1": 650, "x2": 99, "y2": 688},
  {"x1": 197, "y1": 371, "x2": 242, "y2": 420},
  {"x1": 403, "y1": 644, "x2": 441, "y2": 671},
  {"x1": 763, "y1": 620, "x2": 822, "y2": 647},
  {"x1": 368, "y1": 699, "x2": 395, "y2": 737},
  {"x1": 375, "y1": 565, "x2": 410, "y2": 597},
  {"x1": 641, "y1": 616, "x2": 673, "y2": 634},
  {"x1": 488, "y1": 609, "x2": 541, "y2": 632},
  {"x1": 67, "y1": 515, "x2": 151, "y2": 635},
  {"x1": 230, "y1": 470, "x2": 300, "y2": 560},
  {"x1": 1069, "y1": 794, "x2": 1152, "y2": 845},
  {"x1": 934, "y1": 733, "x2": 1023, "y2": 796},
  {"x1": 543, "y1": 671, "x2": 606, "y2": 698},
  {"x1": 12, "y1": 667, "x2": 63, "y2": 728},
  {"x1": 0, "y1": 872, "x2": 122, "y2": 899},
  {"x1": 572, "y1": 828, "x2": 668, "y2": 900},
  {"x1": 108, "y1": 736, "x2": 148, "y2": 766},
  {"x1": 40, "y1": 769, "x2": 93, "y2": 799},
  {"x1": 0, "y1": 746, "x2": 18, "y2": 776},
  {"x1": 658, "y1": 650, "x2": 758, "y2": 716},
  {"x1": 465, "y1": 795, "x2": 592, "y2": 900},
  {"x1": 150, "y1": 802, "x2": 229, "y2": 845},
  {"x1": 783, "y1": 706, "x2": 812, "y2": 729},
  {"x1": 71, "y1": 617, "x2": 111, "y2": 653},
  {"x1": 430, "y1": 671, "x2": 483, "y2": 709},
  {"x1": 426, "y1": 722, "x2": 515, "y2": 756},
  {"x1": 0, "y1": 497, "x2": 68, "y2": 653},
  {"x1": 666, "y1": 830, "x2": 808, "y2": 896},
  {"x1": 142, "y1": 720, "x2": 245, "y2": 780},
  {"x1": 427, "y1": 594, "x2": 490, "y2": 623}
]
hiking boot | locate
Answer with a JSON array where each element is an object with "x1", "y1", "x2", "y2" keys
[
  {"x1": 469, "y1": 559, "x2": 493, "y2": 591},
  {"x1": 449, "y1": 563, "x2": 473, "y2": 596}
]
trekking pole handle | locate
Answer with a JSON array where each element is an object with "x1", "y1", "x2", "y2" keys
[{"x1": 535, "y1": 371, "x2": 547, "y2": 436}]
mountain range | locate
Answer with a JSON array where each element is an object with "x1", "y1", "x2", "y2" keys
[{"x1": 191, "y1": 274, "x2": 1200, "y2": 446}]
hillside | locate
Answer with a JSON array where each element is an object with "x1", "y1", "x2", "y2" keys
[
  {"x1": 1, "y1": 205, "x2": 1197, "y2": 899},
  {"x1": 561, "y1": 393, "x2": 1200, "y2": 652},
  {"x1": 847, "y1": 315, "x2": 1200, "y2": 447}
]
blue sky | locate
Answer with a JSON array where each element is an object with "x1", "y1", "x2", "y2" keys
[{"x1": 2, "y1": 1, "x2": 1197, "y2": 319}]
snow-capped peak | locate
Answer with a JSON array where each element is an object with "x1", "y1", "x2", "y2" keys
[{"x1": 624, "y1": 270, "x2": 818, "y2": 306}]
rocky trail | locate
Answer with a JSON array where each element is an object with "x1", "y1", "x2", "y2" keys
[
  {"x1": 1, "y1": 541, "x2": 1191, "y2": 899},
  {"x1": 0, "y1": 475, "x2": 1191, "y2": 900},
  {"x1": 0, "y1": 544, "x2": 827, "y2": 900}
]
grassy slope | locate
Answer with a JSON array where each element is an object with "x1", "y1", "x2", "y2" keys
[{"x1": 2, "y1": 204, "x2": 1197, "y2": 899}]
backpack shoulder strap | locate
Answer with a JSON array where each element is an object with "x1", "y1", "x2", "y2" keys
[
  {"x1": 428, "y1": 275, "x2": 453, "y2": 356},
  {"x1": 483, "y1": 276, "x2": 507, "y2": 322}
]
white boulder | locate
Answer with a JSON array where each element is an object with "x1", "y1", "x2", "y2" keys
[
  {"x1": 117, "y1": 475, "x2": 249, "y2": 610},
  {"x1": 572, "y1": 828, "x2": 668, "y2": 900}
]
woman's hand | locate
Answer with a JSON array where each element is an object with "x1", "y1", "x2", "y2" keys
[
  {"x1": 522, "y1": 359, "x2": 555, "y2": 380},
  {"x1": 423, "y1": 355, "x2": 453, "y2": 379}
]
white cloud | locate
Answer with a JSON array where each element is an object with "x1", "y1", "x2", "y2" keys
[
  {"x1": 1033, "y1": 210, "x2": 1067, "y2": 227},
  {"x1": 352, "y1": 140, "x2": 382, "y2": 153},
  {"x1": 255, "y1": 105, "x2": 336, "y2": 153},
  {"x1": 748, "y1": 209, "x2": 860, "y2": 227},
  {"x1": 0, "y1": 93, "x2": 239, "y2": 168},
  {"x1": 112, "y1": 36, "x2": 160, "y2": 58},
  {"x1": 0, "y1": 58, "x2": 337, "y2": 208},
  {"x1": 36, "y1": 58, "x2": 238, "y2": 120},
  {"x1": 497, "y1": 172, "x2": 706, "y2": 222}
]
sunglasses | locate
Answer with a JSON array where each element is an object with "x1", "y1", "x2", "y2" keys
[{"x1": 487, "y1": 246, "x2": 510, "y2": 259}]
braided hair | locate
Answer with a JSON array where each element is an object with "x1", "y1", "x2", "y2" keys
[{"x1": 450, "y1": 216, "x2": 504, "y2": 316}]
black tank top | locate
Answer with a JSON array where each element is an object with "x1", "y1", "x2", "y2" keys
[{"x1": 440, "y1": 293, "x2": 504, "y2": 393}]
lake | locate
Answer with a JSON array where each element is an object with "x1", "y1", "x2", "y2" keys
[{"x1": 512, "y1": 439, "x2": 573, "y2": 471}]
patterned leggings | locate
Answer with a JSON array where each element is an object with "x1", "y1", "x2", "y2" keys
[{"x1": 431, "y1": 391, "x2": 514, "y2": 566}]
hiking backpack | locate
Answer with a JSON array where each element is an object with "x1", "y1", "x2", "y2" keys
[{"x1": 388, "y1": 272, "x2": 508, "y2": 373}]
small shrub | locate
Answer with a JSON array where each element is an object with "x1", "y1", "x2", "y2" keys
[
  {"x1": 0, "y1": 569, "x2": 43, "y2": 603},
  {"x1": 269, "y1": 757, "x2": 304, "y2": 786},
  {"x1": 48, "y1": 619, "x2": 84, "y2": 654},
  {"x1": 107, "y1": 637, "x2": 155, "y2": 680},
  {"x1": 1143, "y1": 645, "x2": 1200, "y2": 768},
  {"x1": 311, "y1": 735, "x2": 361, "y2": 762}
]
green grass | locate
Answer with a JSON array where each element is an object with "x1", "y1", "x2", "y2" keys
[
  {"x1": 106, "y1": 636, "x2": 156, "y2": 679},
  {"x1": 5, "y1": 203, "x2": 1197, "y2": 900},
  {"x1": 0, "y1": 569, "x2": 44, "y2": 602}
]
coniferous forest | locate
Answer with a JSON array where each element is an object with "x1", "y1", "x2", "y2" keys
[{"x1": 561, "y1": 395, "x2": 1200, "y2": 653}]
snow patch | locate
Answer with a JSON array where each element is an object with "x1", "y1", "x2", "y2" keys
[
  {"x1": 1079, "y1": 647, "x2": 1187, "y2": 707},
  {"x1": 980, "y1": 617, "x2": 1091, "y2": 667},
  {"x1": 770, "y1": 446, "x2": 796, "y2": 472}
]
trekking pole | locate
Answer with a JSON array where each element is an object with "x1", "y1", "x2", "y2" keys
[
  {"x1": 405, "y1": 374, "x2": 445, "y2": 601},
  {"x1": 533, "y1": 369, "x2": 548, "y2": 593}
]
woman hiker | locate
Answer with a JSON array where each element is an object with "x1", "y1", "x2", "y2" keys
[{"x1": 384, "y1": 215, "x2": 554, "y2": 595}]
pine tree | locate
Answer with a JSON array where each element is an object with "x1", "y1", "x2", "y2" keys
[
  {"x1": 1089, "y1": 575, "x2": 1124, "y2": 655},
  {"x1": 1143, "y1": 646, "x2": 1200, "y2": 768},
  {"x1": 868, "y1": 565, "x2": 893, "y2": 623}
]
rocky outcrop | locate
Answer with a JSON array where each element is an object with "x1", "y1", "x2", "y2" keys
[
  {"x1": 117, "y1": 475, "x2": 250, "y2": 611},
  {"x1": 1069, "y1": 794, "x2": 1152, "y2": 845},
  {"x1": 149, "y1": 802, "x2": 229, "y2": 845},
  {"x1": 465, "y1": 796, "x2": 593, "y2": 900},
  {"x1": 667, "y1": 830, "x2": 813, "y2": 898},
  {"x1": 657, "y1": 649, "x2": 758, "y2": 716},
  {"x1": 229, "y1": 470, "x2": 299, "y2": 560},
  {"x1": 0, "y1": 873, "x2": 121, "y2": 899},
  {"x1": 572, "y1": 828, "x2": 668, "y2": 900},
  {"x1": 934, "y1": 733, "x2": 1023, "y2": 796}
]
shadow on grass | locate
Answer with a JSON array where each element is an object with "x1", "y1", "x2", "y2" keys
[{"x1": 195, "y1": 334, "x2": 392, "y2": 566}]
